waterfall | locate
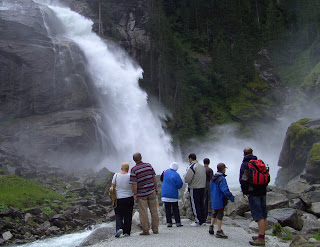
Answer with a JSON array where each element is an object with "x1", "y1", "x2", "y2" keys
[{"x1": 38, "y1": 3, "x2": 182, "y2": 174}]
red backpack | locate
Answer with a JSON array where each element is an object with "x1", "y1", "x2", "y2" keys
[{"x1": 248, "y1": 159, "x2": 270, "y2": 185}]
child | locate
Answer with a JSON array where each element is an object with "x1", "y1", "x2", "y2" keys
[
  {"x1": 160, "y1": 162, "x2": 184, "y2": 227},
  {"x1": 208, "y1": 163, "x2": 234, "y2": 238}
]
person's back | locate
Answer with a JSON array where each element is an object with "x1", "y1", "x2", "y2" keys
[
  {"x1": 185, "y1": 160, "x2": 206, "y2": 189},
  {"x1": 240, "y1": 152, "x2": 268, "y2": 197},
  {"x1": 130, "y1": 161, "x2": 156, "y2": 197},
  {"x1": 161, "y1": 168, "x2": 183, "y2": 199},
  {"x1": 115, "y1": 173, "x2": 133, "y2": 199}
]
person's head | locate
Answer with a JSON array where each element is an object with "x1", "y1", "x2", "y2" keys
[
  {"x1": 188, "y1": 153, "x2": 196, "y2": 163},
  {"x1": 217, "y1": 163, "x2": 227, "y2": 173},
  {"x1": 170, "y1": 162, "x2": 179, "y2": 171},
  {"x1": 133, "y1": 152, "x2": 142, "y2": 163},
  {"x1": 121, "y1": 162, "x2": 130, "y2": 172},
  {"x1": 243, "y1": 147, "x2": 253, "y2": 156},
  {"x1": 203, "y1": 158, "x2": 210, "y2": 166}
]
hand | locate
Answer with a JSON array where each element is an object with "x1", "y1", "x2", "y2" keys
[
  {"x1": 155, "y1": 189, "x2": 159, "y2": 195},
  {"x1": 134, "y1": 195, "x2": 138, "y2": 200}
]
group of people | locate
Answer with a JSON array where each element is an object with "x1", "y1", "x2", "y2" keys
[{"x1": 109, "y1": 148, "x2": 269, "y2": 246}]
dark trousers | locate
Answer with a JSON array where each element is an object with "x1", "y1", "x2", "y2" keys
[
  {"x1": 204, "y1": 186, "x2": 211, "y2": 218},
  {"x1": 164, "y1": 202, "x2": 181, "y2": 224},
  {"x1": 189, "y1": 187, "x2": 206, "y2": 225},
  {"x1": 114, "y1": 196, "x2": 134, "y2": 235}
]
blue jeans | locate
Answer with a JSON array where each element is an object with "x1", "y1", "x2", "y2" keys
[{"x1": 248, "y1": 195, "x2": 267, "y2": 222}]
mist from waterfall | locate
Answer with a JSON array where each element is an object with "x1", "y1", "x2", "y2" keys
[{"x1": 40, "y1": 3, "x2": 182, "y2": 174}]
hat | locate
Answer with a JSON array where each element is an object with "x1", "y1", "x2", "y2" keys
[
  {"x1": 217, "y1": 163, "x2": 227, "y2": 172},
  {"x1": 170, "y1": 162, "x2": 179, "y2": 171}
]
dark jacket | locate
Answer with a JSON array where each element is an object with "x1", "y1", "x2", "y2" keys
[
  {"x1": 210, "y1": 172, "x2": 234, "y2": 209},
  {"x1": 239, "y1": 154, "x2": 269, "y2": 196}
]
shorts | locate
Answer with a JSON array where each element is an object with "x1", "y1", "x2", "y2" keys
[
  {"x1": 212, "y1": 208, "x2": 224, "y2": 220},
  {"x1": 248, "y1": 195, "x2": 267, "y2": 222}
]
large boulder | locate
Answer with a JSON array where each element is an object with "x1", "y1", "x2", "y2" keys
[
  {"x1": 77, "y1": 224, "x2": 114, "y2": 246},
  {"x1": 276, "y1": 118, "x2": 320, "y2": 187},
  {"x1": 268, "y1": 208, "x2": 304, "y2": 231}
]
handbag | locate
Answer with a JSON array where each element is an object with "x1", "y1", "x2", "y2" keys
[{"x1": 109, "y1": 173, "x2": 118, "y2": 208}]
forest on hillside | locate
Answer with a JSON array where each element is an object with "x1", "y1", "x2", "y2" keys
[{"x1": 90, "y1": 0, "x2": 320, "y2": 144}]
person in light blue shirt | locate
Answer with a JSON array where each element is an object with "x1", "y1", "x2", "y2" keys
[{"x1": 160, "y1": 162, "x2": 184, "y2": 227}]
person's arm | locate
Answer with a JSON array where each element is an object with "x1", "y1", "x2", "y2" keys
[
  {"x1": 132, "y1": 184, "x2": 138, "y2": 200},
  {"x1": 220, "y1": 179, "x2": 234, "y2": 202},
  {"x1": 153, "y1": 176, "x2": 158, "y2": 194},
  {"x1": 184, "y1": 164, "x2": 195, "y2": 184},
  {"x1": 175, "y1": 174, "x2": 183, "y2": 189}
]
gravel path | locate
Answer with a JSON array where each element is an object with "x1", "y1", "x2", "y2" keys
[{"x1": 88, "y1": 218, "x2": 290, "y2": 247}]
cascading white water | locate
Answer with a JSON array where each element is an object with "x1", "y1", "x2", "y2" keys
[{"x1": 42, "y1": 4, "x2": 182, "y2": 174}]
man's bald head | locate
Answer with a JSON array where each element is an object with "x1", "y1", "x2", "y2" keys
[
  {"x1": 243, "y1": 147, "x2": 253, "y2": 156},
  {"x1": 133, "y1": 152, "x2": 142, "y2": 163}
]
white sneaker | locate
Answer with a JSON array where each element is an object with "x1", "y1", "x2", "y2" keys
[{"x1": 191, "y1": 222, "x2": 200, "y2": 227}]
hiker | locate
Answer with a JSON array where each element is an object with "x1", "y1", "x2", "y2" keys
[
  {"x1": 239, "y1": 147, "x2": 270, "y2": 246},
  {"x1": 208, "y1": 163, "x2": 234, "y2": 238},
  {"x1": 184, "y1": 153, "x2": 206, "y2": 226},
  {"x1": 130, "y1": 152, "x2": 159, "y2": 235},
  {"x1": 112, "y1": 162, "x2": 134, "y2": 238},
  {"x1": 203, "y1": 158, "x2": 214, "y2": 221},
  {"x1": 160, "y1": 162, "x2": 184, "y2": 227}
]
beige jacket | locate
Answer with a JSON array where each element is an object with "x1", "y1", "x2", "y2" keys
[{"x1": 184, "y1": 160, "x2": 206, "y2": 189}]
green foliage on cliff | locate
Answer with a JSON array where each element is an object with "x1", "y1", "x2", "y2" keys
[
  {"x1": 288, "y1": 119, "x2": 320, "y2": 164},
  {"x1": 309, "y1": 143, "x2": 320, "y2": 165},
  {"x1": 0, "y1": 175, "x2": 65, "y2": 209},
  {"x1": 95, "y1": 0, "x2": 320, "y2": 141}
]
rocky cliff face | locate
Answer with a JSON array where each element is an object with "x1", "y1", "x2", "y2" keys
[
  {"x1": 276, "y1": 118, "x2": 320, "y2": 186},
  {"x1": 0, "y1": 0, "x2": 102, "y2": 169}
]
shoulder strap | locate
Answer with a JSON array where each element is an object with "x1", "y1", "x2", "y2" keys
[{"x1": 190, "y1": 163, "x2": 196, "y2": 174}]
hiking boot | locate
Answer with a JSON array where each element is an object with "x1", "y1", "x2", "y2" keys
[
  {"x1": 209, "y1": 225, "x2": 214, "y2": 235},
  {"x1": 167, "y1": 223, "x2": 172, "y2": 227},
  {"x1": 249, "y1": 238, "x2": 265, "y2": 246},
  {"x1": 139, "y1": 231, "x2": 150, "y2": 235},
  {"x1": 176, "y1": 223, "x2": 183, "y2": 227},
  {"x1": 115, "y1": 229, "x2": 123, "y2": 238},
  {"x1": 216, "y1": 230, "x2": 228, "y2": 239}
]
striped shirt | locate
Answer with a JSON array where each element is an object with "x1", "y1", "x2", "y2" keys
[{"x1": 130, "y1": 161, "x2": 156, "y2": 197}]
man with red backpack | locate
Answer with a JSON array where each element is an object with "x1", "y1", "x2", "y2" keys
[{"x1": 239, "y1": 147, "x2": 270, "y2": 246}]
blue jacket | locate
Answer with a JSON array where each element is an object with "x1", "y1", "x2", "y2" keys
[
  {"x1": 161, "y1": 169, "x2": 183, "y2": 199},
  {"x1": 210, "y1": 172, "x2": 234, "y2": 209}
]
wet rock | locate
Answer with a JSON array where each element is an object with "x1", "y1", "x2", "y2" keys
[
  {"x1": 225, "y1": 192, "x2": 250, "y2": 217},
  {"x1": 77, "y1": 225, "x2": 114, "y2": 246},
  {"x1": 2, "y1": 231, "x2": 13, "y2": 241},
  {"x1": 267, "y1": 191, "x2": 290, "y2": 209},
  {"x1": 269, "y1": 208, "x2": 304, "y2": 231},
  {"x1": 309, "y1": 202, "x2": 320, "y2": 217}
]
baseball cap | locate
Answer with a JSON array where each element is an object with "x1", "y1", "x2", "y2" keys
[{"x1": 217, "y1": 163, "x2": 227, "y2": 172}]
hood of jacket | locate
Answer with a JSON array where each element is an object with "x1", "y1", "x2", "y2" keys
[{"x1": 212, "y1": 172, "x2": 226, "y2": 185}]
